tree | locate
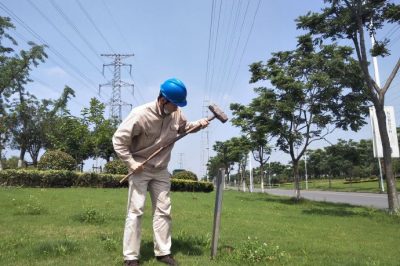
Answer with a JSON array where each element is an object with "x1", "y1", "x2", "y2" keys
[
  {"x1": 231, "y1": 100, "x2": 272, "y2": 191},
  {"x1": 8, "y1": 92, "x2": 38, "y2": 167},
  {"x1": 227, "y1": 136, "x2": 252, "y2": 189},
  {"x1": 0, "y1": 16, "x2": 46, "y2": 168},
  {"x1": 212, "y1": 140, "x2": 236, "y2": 185},
  {"x1": 308, "y1": 149, "x2": 329, "y2": 179},
  {"x1": 25, "y1": 86, "x2": 75, "y2": 166},
  {"x1": 248, "y1": 34, "x2": 368, "y2": 200},
  {"x1": 296, "y1": 0, "x2": 400, "y2": 212},
  {"x1": 207, "y1": 155, "x2": 224, "y2": 181},
  {"x1": 81, "y1": 98, "x2": 118, "y2": 162},
  {"x1": 45, "y1": 115, "x2": 93, "y2": 168}
]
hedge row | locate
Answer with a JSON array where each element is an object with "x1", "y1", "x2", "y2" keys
[{"x1": 0, "y1": 169, "x2": 213, "y2": 192}]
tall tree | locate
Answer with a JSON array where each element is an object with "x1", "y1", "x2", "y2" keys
[
  {"x1": 9, "y1": 91, "x2": 38, "y2": 167},
  {"x1": 248, "y1": 35, "x2": 368, "y2": 200},
  {"x1": 297, "y1": 0, "x2": 400, "y2": 212},
  {"x1": 81, "y1": 98, "x2": 118, "y2": 162},
  {"x1": 45, "y1": 115, "x2": 93, "y2": 168},
  {"x1": 231, "y1": 101, "x2": 272, "y2": 191},
  {"x1": 212, "y1": 138, "x2": 247, "y2": 185},
  {"x1": 0, "y1": 16, "x2": 46, "y2": 168},
  {"x1": 25, "y1": 86, "x2": 75, "y2": 165},
  {"x1": 228, "y1": 136, "x2": 252, "y2": 189}
]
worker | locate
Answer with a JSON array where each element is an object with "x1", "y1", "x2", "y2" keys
[{"x1": 113, "y1": 78, "x2": 209, "y2": 266}]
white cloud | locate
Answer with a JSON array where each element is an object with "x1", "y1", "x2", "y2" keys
[{"x1": 45, "y1": 66, "x2": 68, "y2": 78}]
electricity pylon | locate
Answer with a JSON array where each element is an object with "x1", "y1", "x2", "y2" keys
[{"x1": 99, "y1": 53, "x2": 134, "y2": 121}]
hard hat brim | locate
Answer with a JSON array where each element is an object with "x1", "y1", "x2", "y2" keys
[{"x1": 174, "y1": 100, "x2": 187, "y2": 107}]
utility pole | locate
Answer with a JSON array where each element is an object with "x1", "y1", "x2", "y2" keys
[
  {"x1": 369, "y1": 23, "x2": 385, "y2": 193},
  {"x1": 99, "y1": 54, "x2": 134, "y2": 121}
]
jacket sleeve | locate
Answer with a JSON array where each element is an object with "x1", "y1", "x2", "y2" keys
[
  {"x1": 177, "y1": 110, "x2": 202, "y2": 134},
  {"x1": 112, "y1": 112, "x2": 142, "y2": 171}
]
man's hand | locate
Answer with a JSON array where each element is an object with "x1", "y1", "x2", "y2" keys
[
  {"x1": 130, "y1": 161, "x2": 144, "y2": 174},
  {"x1": 198, "y1": 118, "x2": 209, "y2": 129}
]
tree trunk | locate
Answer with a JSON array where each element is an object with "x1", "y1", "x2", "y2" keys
[
  {"x1": 18, "y1": 147, "x2": 26, "y2": 168},
  {"x1": 29, "y1": 149, "x2": 40, "y2": 167},
  {"x1": 241, "y1": 164, "x2": 246, "y2": 192},
  {"x1": 32, "y1": 155, "x2": 38, "y2": 167},
  {"x1": 375, "y1": 105, "x2": 400, "y2": 212},
  {"x1": 293, "y1": 160, "x2": 301, "y2": 200},
  {"x1": 260, "y1": 162, "x2": 264, "y2": 192},
  {"x1": 0, "y1": 147, "x2": 3, "y2": 171}
]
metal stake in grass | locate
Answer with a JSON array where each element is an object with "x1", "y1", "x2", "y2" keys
[{"x1": 211, "y1": 168, "x2": 225, "y2": 259}]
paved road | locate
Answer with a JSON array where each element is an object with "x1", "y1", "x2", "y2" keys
[{"x1": 252, "y1": 188, "x2": 389, "y2": 209}]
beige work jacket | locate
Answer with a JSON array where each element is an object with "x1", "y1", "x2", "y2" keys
[{"x1": 112, "y1": 100, "x2": 200, "y2": 171}]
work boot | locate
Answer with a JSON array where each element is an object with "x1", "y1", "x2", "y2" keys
[
  {"x1": 124, "y1": 260, "x2": 139, "y2": 266},
  {"x1": 156, "y1": 254, "x2": 178, "y2": 266}
]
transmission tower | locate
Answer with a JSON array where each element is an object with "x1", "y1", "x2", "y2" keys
[
  {"x1": 201, "y1": 100, "x2": 210, "y2": 180},
  {"x1": 178, "y1": 153, "x2": 184, "y2": 169},
  {"x1": 99, "y1": 54, "x2": 134, "y2": 121}
]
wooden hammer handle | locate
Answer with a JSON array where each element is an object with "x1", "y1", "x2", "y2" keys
[{"x1": 119, "y1": 120, "x2": 209, "y2": 183}]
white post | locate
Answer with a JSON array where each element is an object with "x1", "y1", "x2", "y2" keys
[
  {"x1": 268, "y1": 160, "x2": 271, "y2": 188},
  {"x1": 305, "y1": 150, "x2": 308, "y2": 190},
  {"x1": 248, "y1": 151, "x2": 253, "y2": 193},
  {"x1": 261, "y1": 169, "x2": 264, "y2": 193},
  {"x1": 242, "y1": 159, "x2": 246, "y2": 192},
  {"x1": 370, "y1": 26, "x2": 385, "y2": 193}
]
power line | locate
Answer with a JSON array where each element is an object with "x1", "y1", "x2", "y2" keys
[
  {"x1": 384, "y1": 24, "x2": 400, "y2": 40},
  {"x1": 101, "y1": 0, "x2": 132, "y2": 51},
  {"x1": 30, "y1": 74, "x2": 87, "y2": 108},
  {"x1": 223, "y1": 0, "x2": 262, "y2": 110},
  {"x1": 204, "y1": 0, "x2": 217, "y2": 103},
  {"x1": 75, "y1": 0, "x2": 115, "y2": 54},
  {"x1": 206, "y1": 0, "x2": 223, "y2": 103},
  {"x1": 50, "y1": 0, "x2": 106, "y2": 66},
  {"x1": 215, "y1": 0, "x2": 244, "y2": 100},
  {"x1": 27, "y1": 0, "x2": 104, "y2": 77},
  {"x1": 217, "y1": 0, "x2": 251, "y2": 103},
  {"x1": 0, "y1": 2, "x2": 99, "y2": 91}
]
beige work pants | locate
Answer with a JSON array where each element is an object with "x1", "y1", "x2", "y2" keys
[{"x1": 123, "y1": 168, "x2": 172, "y2": 260}]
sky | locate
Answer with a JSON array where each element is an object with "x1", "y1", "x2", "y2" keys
[{"x1": 1, "y1": 0, "x2": 400, "y2": 177}]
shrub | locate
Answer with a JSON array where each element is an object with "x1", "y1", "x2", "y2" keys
[
  {"x1": 172, "y1": 170, "x2": 198, "y2": 181},
  {"x1": 171, "y1": 179, "x2": 213, "y2": 192},
  {"x1": 0, "y1": 169, "x2": 213, "y2": 192},
  {"x1": 74, "y1": 172, "x2": 123, "y2": 188},
  {"x1": 38, "y1": 150, "x2": 77, "y2": 171},
  {"x1": 1, "y1": 156, "x2": 19, "y2": 169},
  {"x1": 104, "y1": 159, "x2": 128, "y2": 175}
]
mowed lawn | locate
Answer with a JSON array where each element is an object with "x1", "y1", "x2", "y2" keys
[{"x1": 1, "y1": 187, "x2": 400, "y2": 266}]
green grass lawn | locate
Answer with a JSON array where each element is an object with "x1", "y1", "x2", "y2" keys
[
  {"x1": 1, "y1": 187, "x2": 400, "y2": 265},
  {"x1": 276, "y1": 178, "x2": 400, "y2": 193}
]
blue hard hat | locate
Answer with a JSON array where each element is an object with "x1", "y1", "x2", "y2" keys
[{"x1": 160, "y1": 78, "x2": 187, "y2": 107}]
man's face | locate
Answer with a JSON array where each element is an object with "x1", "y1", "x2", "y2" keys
[{"x1": 162, "y1": 99, "x2": 178, "y2": 114}]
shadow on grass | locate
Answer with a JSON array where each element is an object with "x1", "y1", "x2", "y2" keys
[
  {"x1": 302, "y1": 207, "x2": 361, "y2": 217},
  {"x1": 139, "y1": 234, "x2": 207, "y2": 263},
  {"x1": 235, "y1": 193, "x2": 380, "y2": 217},
  {"x1": 235, "y1": 194, "x2": 313, "y2": 206}
]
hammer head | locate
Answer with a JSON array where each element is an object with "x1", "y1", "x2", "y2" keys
[{"x1": 208, "y1": 104, "x2": 228, "y2": 123}]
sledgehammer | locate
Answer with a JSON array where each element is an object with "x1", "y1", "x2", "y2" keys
[{"x1": 119, "y1": 104, "x2": 228, "y2": 183}]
